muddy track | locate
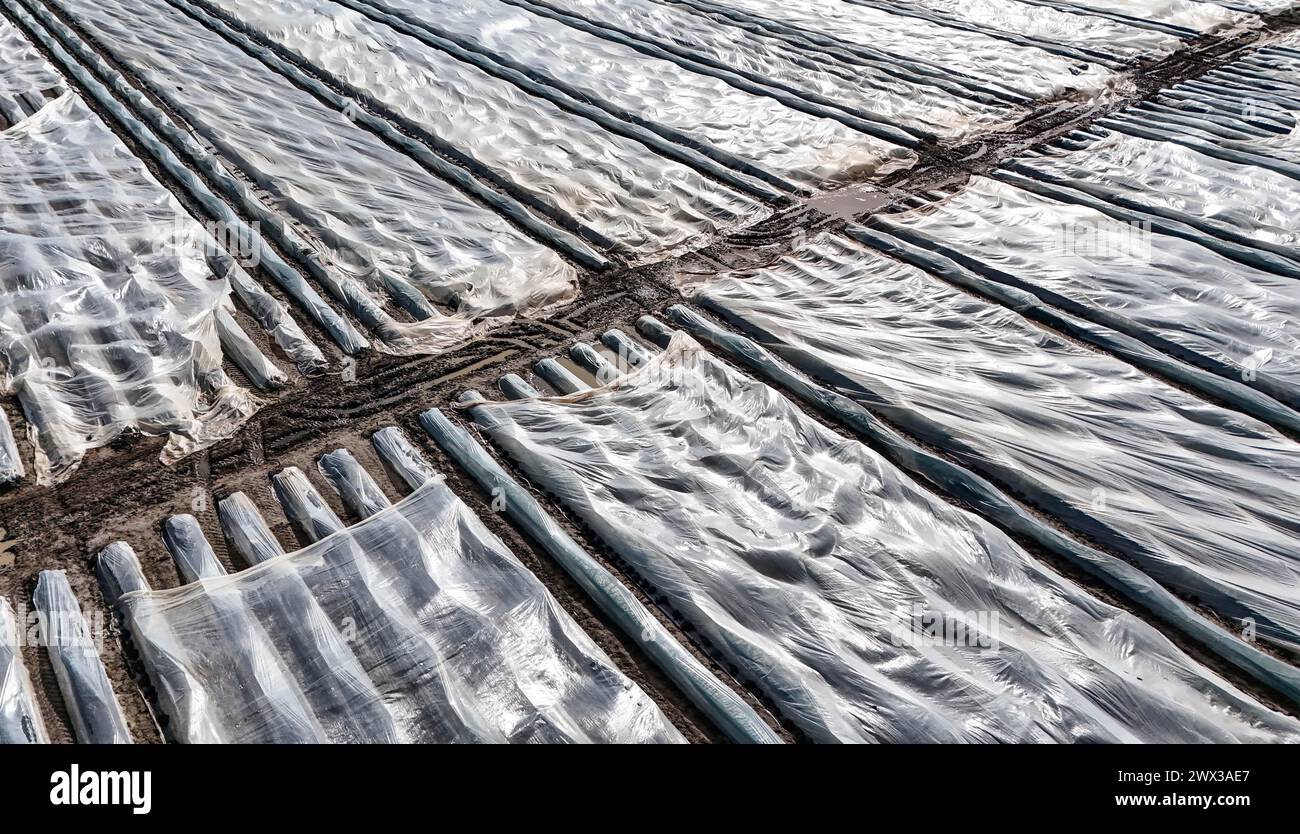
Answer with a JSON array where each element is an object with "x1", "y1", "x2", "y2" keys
[{"x1": 2, "y1": 3, "x2": 1299, "y2": 743}]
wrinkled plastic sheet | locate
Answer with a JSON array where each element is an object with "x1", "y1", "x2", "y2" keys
[
  {"x1": 675, "y1": 0, "x2": 1117, "y2": 101},
  {"x1": 878, "y1": 175, "x2": 1300, "y2": 403},
  {"x1": 1048, "y1": 0, "x2": 1254, "y2": 31},
  {"x1": 33, "y1": 571, "x2": 132, "y2": 743},
  {"x1": 0, "y1": 406, "x2": 20, "y2": 486},
  {"x1": 1034, "y1": 131, "x2": 1300, "y2": 254},
  {"x1": 1140, "y1": 36, "x2": 1300, "y2": 166},
  {"x1": 1264, "y1": 29, "x2": 1300, "y2": 50},
  {"x1": 372, "y1": 0, "x2": 916, "y2": 187},
  {"x1": 0, "y1": 596, "x2": 48, "y2": 743},
  {"x1": 207, "y1": 0, "x2": 766, "y2": 259},
  {"x1": 471, "y1": 333, "x2": 1300, "y2": 742},
  {"x1": 105, "y1": 476, "x2": 683, "y2": 743},
  {"x1": 1202, "y1": 0, "x2": 1294, "y2": 13},
  {"x1": 0, "y1": 17, "x2": 63, "y2": 126},
  {"x1": 688, "y1": 232, "x2": 1300, "y2": 651},
  {"x1": 0, "y1": 92, "x2": 259, "y2": 484},
  {"x1": 844, "y1": 0, "x2": 1184, "y2": 62},
  {"x1": 58, "y1": 0, "x2": 578, "y2": 352},
  {"x1": 1238, "y1": 34, "x2": 1300, "y2": 87},
  {"x1": 541, "y1": 0, "x2": 1019, "y2": 140}
]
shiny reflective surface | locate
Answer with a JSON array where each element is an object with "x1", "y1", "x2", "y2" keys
[{"x1": 473, "y1": 333, "x2": 1300, "y2": 742}]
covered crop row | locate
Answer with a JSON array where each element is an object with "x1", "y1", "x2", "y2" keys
[
  {"x1": 685, "y1": 230, "x2": 1300, "y2": 653},
  {"x1": 344, "y1": 0, "x2": 915, "y2": 187},
  {"x1": 655, "y1": 0, "x2": 1115, "y2": 101},
  {"x1": 829, "y1": 0, "x2": 1182, "y2": 64},
  {"x1": 0, "y1": 94, "x2": 259, "y2": 482},
  {"x1": 864, "y1": 32, "x2": 1300, "y2": 425},
  {"x1": 0, "y1": 12, "x2": 59, "y2": 126},
  {"x1": 1098, "y1": 33, "x2": 1300, "y2": 169},
  {"x1": 0, "y1": 597, "x2": 47, "y2": 744},
  {"x1": 0, "y1": 570, "x2": 124, "y2": 744},
  {"x1": 190, "y1": 0, "x2": 771, "y2": 260},
  {"x1": 52, "y1": 0, "x2": 581, "y2": 354},
  {"x1": 463, "y1": 322, "x2": 1300, "y2": 742},
  {"x1": 32, "y1": 571, "x2": 131, "y2": 743},
  {"x1": 870, "y1": 176, "x2": 1300, "y2": 422},
  {"x1": 98, "y1": 427, "x2": 688, "y2": 743},
  {"x1": 0, "y1": 14, "x2": 321, "y2": 483},
  {"x1": 1029, "y1": 0, "x2": 1256, "y2": 33},
  {"x1": 537, "y1": 0, "x2": 1018, "y2": 142}
]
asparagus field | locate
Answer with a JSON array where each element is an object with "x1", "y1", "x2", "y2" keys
[{"x1": 0, "y1": 0, "x2": 1298, "y2": 745}]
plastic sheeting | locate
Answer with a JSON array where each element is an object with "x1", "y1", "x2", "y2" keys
[
  {"x1": 673, "y1": 0, "x2": 1117, "y2": 101},
  {"x1": 0, "y1": 92, "x2": 259, "y2": 484},
  {"x1": 204, "y1": 0, "x2": 766, "y2": 259},
  {"x1": 100, "y1": 476, "x2": 684, "y2": 744},
  {"x1": 841, "y1": 0, "x2": 1183, "y2": 63},
  {"x1": 470, "y1": 332, "x2": 1300, "y2": 742},
  {"x1": 0, "y1": 596, "x2": 48, "y2": 743},
  {"x1": 875, "y1": 175, "x2": 1300, "y2": 405},
  {"x1": 369, "y1": 0, "x2": 917, "y2": 187},
  {"x1": 1195, "y1": 0, "x2": 1294, "y2": 14},
  {"x1": 56, "y1": 0, "x2": 579, "y2": 353},
  {"x1": 33, "y1": 571, "x2": 132, "y2": 743},
  {"x1": 1112, "y1": 36, "x2": 1300, "y2": 167},
  {"x1": 0, "y1": 408, "x2": 21, "y2": 484},
  {"x1": 0, "y1": 17, "x2": 63, "y2": 126},
  {"x1": 540, "y1": 0, "x2": 1019, "y2": 140},
  {"x1": 413, "y1": 413, "x2": 783, "y2": 743},
  {"x1": 1021, "y1": 131, "x2": 1300, "y2": 253},
  {"x1": 1045, "y1": 0, "x2": 1253, "y2": 32},
  {"x1": 688, "y1": 232, "x2": 1300, "y2": 651}
]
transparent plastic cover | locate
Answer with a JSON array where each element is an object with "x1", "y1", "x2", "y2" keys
[
  {"x1": 471, "y1": 333, "x2": 1300, "y2": 742},
  {"x1": 0, "y1": 596, "x2": 49, "y2": 744},
  {"x1": 106, "y1": 477, "x2": 684, "y2": 743},
  {"x1": 59, "y1": 0, "x2": 580, "y2": 353},
  {"x1": 0, "y1": 92, "x2": 257, "y2": 483}
]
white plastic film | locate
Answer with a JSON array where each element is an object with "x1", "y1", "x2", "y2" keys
[
  {"x1": 1202, "y1": 0, "x2": 1294, "y2": 12},
  {"x1": 690, "y1": 232, "x2": 1300, "y2": 650},
  {"x1": 0, "y1": 92, "x2": 258, "y2": 484},
  {"x1": 33, "y1": 571, "x2": 132, "y2": 744},
  {"x1": 471, "y1": 333, "x2": 1300, "y2": 742},
  {"x1": 1021, "y1": 131, "x2": 1300, "y2": 251},
  {"x1": 0, "y1": 16, "x2": 63, "y2": 125},
  {"x1": 1047, "y1": 0, "x2": 1253, "y2": 32},
  {"x1": 0, "y1": 596, "x2": 48, "y2": 744},
  {"x1": 0, "y1": 407, "x2": 21, "y2": 484},
  {"x1": 683, "y1": 0, "x2": 1117, "y2": 100},
  {"x1": 203, "y1": 0, "x2": 767, "y2": 259},
  {"x1": 879, "y1": 175, "x2": 1300, "y2": 399},
  {"x1": 1204, "y1": 0, "x2": 1293, "y2": 11},
  {"x1": 107, "y1": 477, "x2": 684, "y2": 744},
  {"x1": 374, "y1": 0, "x2": 916, "y2": 187},
  {"x1": 541, "y1": 0, "x2": 1020, "y2": 140},
  {"x1": 877, "y1": 0, "x2": 1185, "y2": 61},
  {"x1": 58, "y1": 0, "x2": 579, "y2": 352}
]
